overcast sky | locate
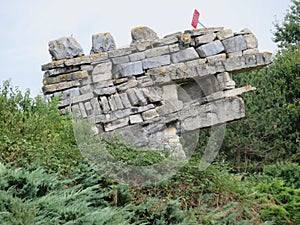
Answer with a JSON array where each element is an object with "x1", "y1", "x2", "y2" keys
[{"x1": 0, "y1": 0, "x2": 291, "y2": 97}]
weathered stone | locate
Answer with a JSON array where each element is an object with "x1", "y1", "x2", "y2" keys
[
  {"x1": 126, "y1": 89, "x2": 139, "y2": 106},
  {"x1": 216, "y1": 29, "x2": 234, "y2": 40},
  {"x1": 222, "y1": 35, "x2": 247, "y2": 53},
  {"x1": 216, "y1": 72, "x2": 236, "y2": 90},
  {"x1": 129, "y1": 52, "x2": 145, "y2": 62},
  {"x1": 223, "y1": 55, "x2": 245, "y2": 71},
  {"x1": 152, "y1": 35, "x2": 178, "y2": 47},
  {"x1": 143, "y1": 55, "x2": 171, "y2": 69},
  {"x1": 93, "y1": 86, "x2": 116, "y2": 96},
  {"x1": 207, "y1": 54, "x2": 227, "y2": 63},
  {"x1": 111, "y1": 55, "x2": 130, "y2": 65},
  {"x1": 99, "y1": 96, "x2": 110, "y2": 113},
  {"x1": 131, "y1": 26, "x2": 158, "y2": 44},
  {"x1": 43, "y1": 80, "x2": 80, "y2": 94},
  {"x1": 113, "y1": 61, "x2": 143, "y2": 79},
  {"x1": 244, "y1": 34, "x2": 258, "y2": 49},
  {"x1": 168, "y1": 44, "x2": 180, "y2": 53},
  {"x1": 113, "y1": 93, "x2": 124, "y2": 110},
  {"x1": 90, "y1": 98, "x2": 102, "y2": 115},
  {"x1": 91, "y1": 32, "x2": 116, "y2": 54},
  {"x1": 145, "y1": 46, "x2": 170, "y2": 58},
  {"x1": 104, "y1": 117, "x2": 129, "y2": 131},
  {"x1": 142, "y1": 109, "x2": 159, "y2": 120},
  {"x1": 92, "y1": 61, "x2": 112, "y2": 75},
  {"x1": 184, "y1": 27, "x2": 224, "y2": 36},
  {"x1": 119, "y1": 93, "x2": 132, "y2": 108},
  {"x1": 84, "y1": 102, "x2": 93, "y2": 115},
  {"x1": 92, "y1": 73, "x2": 113, "y2": 83},
  {"x1": 243, "y1": 49, "x2": 259, "y2": 55},
  {"x1": 171, "y1": 48, "x2": 199, "y2": 63},
  {"x1": 108, "y1": 47, "x2": 134, "y2": 58},
  {"x1": 134, "y1": 41, "x2": 152, "y2": 52},
  {"x1": 116, "y1": 78, "x2": 138, "y2": 92},
  {"x1": 196, "y1": 40, "x2": 225, "y2": 57},
  {"x1": 195, "y1": 33, "x2": 216, "y2": 46},
  {"x1": 49, "y1": 37, "x2": 84, "y2": 61},
  {"x1": 142, "y1": 87, "x2": 161, "y2": 103},
  {"x1": 134, "y1": 88, "x2": 147, "y2": 106},
  {"x1": 69, "y1": 92, "x2": 94, "y2": 104},
  {"x1": 41, "y1": 59, "x2": 65, "y2": 71},
  {"x1": 129, "y1": 114, "x2": 143, "y2": 124},
  {"x1": 65, "y1": 56, "x2": 91, "y2": 66},
  {"x1": 44, "y1": 66, "x2": 80, "y2": 77},
  {"x1": 227, "y1": 51, "x2": 243, "y2": 58},
  {"x1": 90, "y1": 52, "x2": 109, "y2": 63},
  {"x1": 80, "y1": 85, "x2": 92, "y2": 94},
  {"x1": 79, "y1": 102, "x2": 87, "y2": 118}
]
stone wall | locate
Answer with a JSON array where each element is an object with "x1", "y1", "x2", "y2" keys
[{"x1": 41, "y1": 26, "x2": 272, "y2": 157}]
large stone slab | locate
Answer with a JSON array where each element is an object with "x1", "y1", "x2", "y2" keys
[
  {"x1": 222, "y1": 35, "x2": 247, "y2": 53},
  {"x1": 113, "y1": 61, "x2": 143, "y2": 78},
  {"x1": 171, "y1": 48, "x2": 199, "y2": 63},
  {"x1": 131, "y1": 26, "x2": 159, "y2": 44},
  {"x1": 48, "y1": 37, "x2": 84, "y2": 61},
  {"x1": 196, "y1": 40, "x2": 225, "y2": 58},
  {"x1": 91, "y1": 32, "x2": 116, "y2": 54}
]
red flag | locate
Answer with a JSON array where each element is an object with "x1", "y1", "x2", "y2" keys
[{"x1": 191, "y1": 9, "x2": 200, "y2": 29}]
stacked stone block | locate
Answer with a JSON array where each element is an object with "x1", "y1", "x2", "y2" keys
[{"x1": 42, "y1": 26, "x2": 272, "y2": 155}]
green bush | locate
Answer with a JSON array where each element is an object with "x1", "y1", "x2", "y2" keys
[{"x1": 0, "y1": 80, "x2": 82, "y2": 174}]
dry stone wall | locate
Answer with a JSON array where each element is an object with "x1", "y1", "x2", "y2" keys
[{"x1": 41, "y1": 26, "x2": 272, "y2": 157}]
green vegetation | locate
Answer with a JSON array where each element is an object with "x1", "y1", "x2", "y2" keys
[{"x1": 0, "y1": 1, "x2": 299, "y2": 224}]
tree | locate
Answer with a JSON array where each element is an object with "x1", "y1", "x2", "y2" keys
[{"x1": 273, "y1": 0, "x2": 300, "y2": 49}]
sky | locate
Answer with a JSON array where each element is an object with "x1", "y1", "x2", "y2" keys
[{"x1": 0, "y1": 0, "x2": 291, "y2": 97}]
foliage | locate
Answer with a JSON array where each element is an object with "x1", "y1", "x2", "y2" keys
[
  {"x1": 220, "y1": 45, "x2": 300, "y2": 172},
  {"x1": 0, "y1": 80, "x2": 82, "y2": 174},
  {"x1": 273, "y1": 0, "x2": 300, "y2": 49}
]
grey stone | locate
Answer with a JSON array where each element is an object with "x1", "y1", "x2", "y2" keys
[
  {"x1": 113, "y1": 61, "x2": 143, "y2": 79},
  {"x1": 184, "y1": 27, "x2": 224, "y2": 36},
  {"x1": 108, "y1": 47, "x2": 134, "y2": 58},
  {"x1": 131, "y1": 26, "x2": 159, "y2": 44},
  {"x1": 93, "y1": 86, "x2": 116, "y2": 96},
  {"x1": 129, "y1": 52, "x2": 145, "y2": 61},
  {"x1": 48, "y1": 37, "x2": 84, "y2": 61},
  {"x1": 79, "y1": 102, "x2": 87, "y2": 118},
  {"x1": 113, "y1": 94, "x2": 124, "y2": 110},
  {"x1": 92, "y1": 73, "x2": 113, "y2": 83},
  {"x1": 90, "y1": 52, "x2": 109, "y2": 64},
  {"x1": 243, "y1": 49, "x2": 259, "y2": 55},
  {"x1": 169, "y1": 44, "x2": 180, "y2": 53},
  {"x1": 216, "y1": 29, "x2": 234, "y2": 40},
  {"x1": 171, "y1": 48, "x2": 199, "y2": 63},
  {"x1": 84, "y1": 102, "x2": 93, "y2": 115},
  {"x1": 195, "y1": 33, "x2": 216, "y2": 46},
  {"x1": 91, "y1": 32, "x2": 116, "y2": 54},
  {"x1": 196, "y1": 40, "x2": 225, "y2": 58},
  {"x1": 44, "y1": 66, "x2": 80, "y2": 77},
  {"x1": 152, "y1": 35, "x2": 178, "y2": 46},
  {"x1": 116, "y1": 78, "x2": 138, "y2": 92},
  {"x1": 99, "y1": 96, "x2": 110, "y2": 113},
  {"x1": 129, "y1": 114, "x2": 143, "y2": 124},
  {"x1": 64, "y1": 56, "x2": 91, "y2": 66},
  {"x1": 244, "y1": 34, "x2": 258, "y2": 49},
  {"x1": 216, "y1": 72, "x2": 235, "y2": 90},
  {"x1": 104, "y1": 117, "x2": 129, "y2": 132},
  {"x1": 145, "y1": 46, "x2": 170, "y2": 58},
  {"x1": 92, "y1": 61, "x2": 112, "y2": 75},
  {"x1": 43, "y1": 80, "x2": 80, "y2": 94},
  {"x1": 227, "y1": 51, "x2": 243, "y2": 58},
  {"x1": 119, "y1": 93, "x2": 132, "y2": 108},
  {"x1": 80, "y1": 85, "x2": 92, "y2": 94},
  {"x1": 90, "y1": 98, "x2": 102, "y2": 115},
  {"x1": 206, "y1": 54, "x2": 227, "y2": 63},
  {"x1": 70, "y1": 93, "x2": 94, "y2": 104},
  {"x1": 222, "y1": 35, "x2": 247, "y2": 53},
  {"x1": 142, "y1": 55, "x2": 171, "y2": 70},
  {"x1": 111, "y1": 55, "x2": 130, "y2": 65},
  {"x1": 142, "y1": 87, "x2": 161, "y2": 103},
  {"x1": 134, "y1": 88, "x2": 147, "y2": 106},
  {"x1": 223, "y1": 56, "x2": 245, "y2": 71},
  {"x1": 126, "y1": 89, "x2": 139, "y2": 106},
  {"x1": 71, "y1": 104, "x2": 81, "y2": 118},
  {"x1": 142, "y1": 109, "x2": 159, "y2": 120},
  {"x1": 108, "y1": 96, "x2": 118, "y2": 111}
]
